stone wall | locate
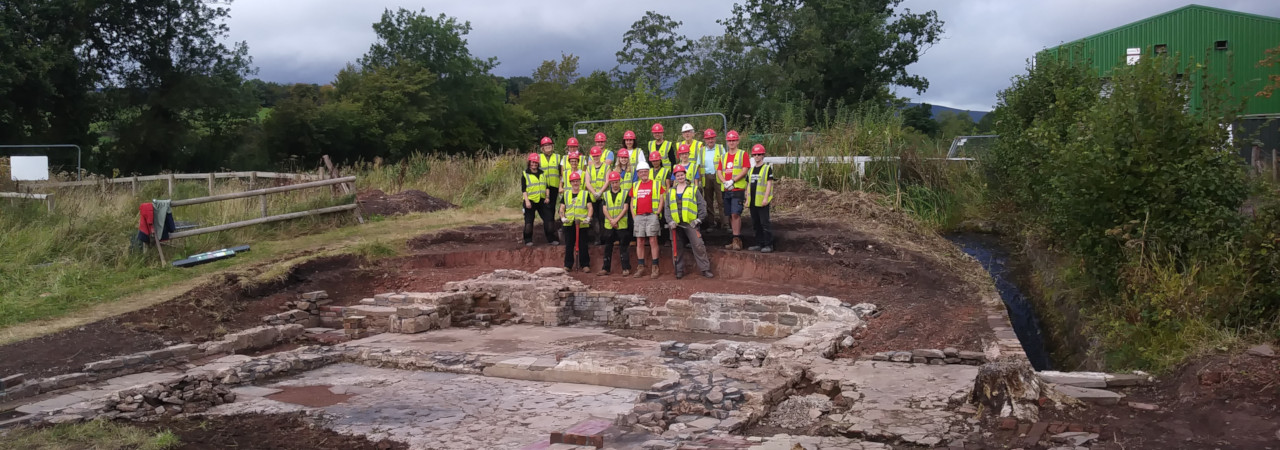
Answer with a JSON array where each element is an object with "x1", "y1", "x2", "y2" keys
[
  {"x1": 102, "y1": 373, "x2": 236, "y2": 420},
  {"x1": 262, "y1": 291, "x2": 330, "y2": 327},
  {"x1": 554, "y1": 291, "x2": 647, "y2": 327},
  {"x1": 623, "y1": 293, "x2": 845, "y2": 338},
  {"x1": 444, "y1": 268, "x2": 587, "y2": 324}
]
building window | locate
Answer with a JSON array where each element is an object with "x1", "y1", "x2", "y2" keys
[
  {"x1": 1215, "y1": 40, "x2": 1229, "y2": 50},
  {"x1": 1154, "y1": 44, "x2": 1168, "y2": 55}
]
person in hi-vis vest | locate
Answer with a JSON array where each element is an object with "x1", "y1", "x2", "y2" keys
[
  {"x1": 598, "y1": 171, "x2": 632, "y2": 276},
  {"x1": 558, "y1": 172, "x2": 592, "y2": 272},
  {"x1": 522, "y1": 153, "x2": 558, "y2": 246},
  {"x1": 717, "y1": 132, "x2": 751, "y2": 251},
  {"x1": 746, "y1": 144, "x2": 776, "y2": 253},
  {"x1": 664, "y1": 165, "x2": 714, "y2": 279}
]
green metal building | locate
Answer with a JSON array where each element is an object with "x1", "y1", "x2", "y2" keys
[{"x1": 1041, "y1": 4, "x2": 1280, "y2": 116}]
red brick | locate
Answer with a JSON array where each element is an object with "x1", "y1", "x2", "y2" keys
[
  {"x1": 999, "y1": 417, "x2": 1018, "y2": 430},
  {"x1": 1068, "y1": 423, "x2": 1085, "y2": 432},
  {"x1": 549, "y1": 432, "x2": 563, "y2": 444},
  {"x1": 1048, "y1": 422, "x2": 1067, "y2": 434},
  {"x1": 1088, "y1": 424, "x2": 1102, "y2": 434}
]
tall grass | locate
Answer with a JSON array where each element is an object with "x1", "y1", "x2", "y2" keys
[
  {"x1": 352, "y1": 152, "x2": 523, "y2": 207},
  {"x1": 0, "y1": 176, "x2": 355, "y2": 328}
]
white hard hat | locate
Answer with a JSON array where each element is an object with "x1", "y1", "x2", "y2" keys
[
  {"x1": 637, "y1": 159, "x2": 651, "y2": 171},
  {"x1": 681, "y1": 123, "x2": 694, "y2": 132}
]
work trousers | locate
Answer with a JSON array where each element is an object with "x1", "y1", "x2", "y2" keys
[
  {"x1": 563, "y1": 225, "x2": 590, "y2": 270},
  {"x1": 749, "y1": 205, "x2": 773, "y2": 247},
  {"x1": 671, "y1": 224, "x2": 711, "y2": 275},
  {"x1": 523, "y1": 200, "x2": 556, "y2": 244},
  {"x1": 548, "y1": 187, "x2": 562, "y2": 241},
  {"x1": 703, "y1": 177, "x2": 721, "y2": 228},
  {"x1": 590, "y1": 200, "x2": 606, "y2": 244},
  {"x1": 601, "y1": 227, "x2": 632, "y2": 273}
]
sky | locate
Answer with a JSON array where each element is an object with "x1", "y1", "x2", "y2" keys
[{"x1": 224, "y1": 0, "x2": 1280, "y2": 113}]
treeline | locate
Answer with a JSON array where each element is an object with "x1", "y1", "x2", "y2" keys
[{"x1": 1, "y1": 0, "x2": 943, "y2": 175}]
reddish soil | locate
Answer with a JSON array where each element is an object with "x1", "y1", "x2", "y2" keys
[
  {"x1": 134, "y1": 413, "x2": 405, "y2": 449},
  {"x1": 973, "y1": 351, "x2": 1280, "y2": 450},
  {"x1": 357, "y1": 189, "x2": 455, "y2": 216},
  {"x1": 266, "y1": 385, "x2": 353, "y2": 407}
]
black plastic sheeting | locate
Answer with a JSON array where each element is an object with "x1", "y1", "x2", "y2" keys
[{"x1": 947, "y1": 233, "x2": 1053, "y2": 370}]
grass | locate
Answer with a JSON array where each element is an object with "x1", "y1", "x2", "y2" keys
[
  {"x1": 1, "y1": 420, "x2": 180, "y2": 449},
  {"x1": 0, "y1": 154, "x2": 522, "y2": 339}
]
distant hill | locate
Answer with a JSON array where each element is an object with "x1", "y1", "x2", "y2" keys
[{"x1": 905, "y1": 103, "x2": 990, "y2": 122}]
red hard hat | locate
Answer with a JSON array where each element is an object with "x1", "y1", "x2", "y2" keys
[
  {"x1": 623, "y1": 130, "x2": 637, "y2": 140},
  {"x1": 567, "y1": 151, "x2": 581, "y2": 159},
  {"x1": 673, "y1": 165, "x2": 687, "y2": 174},
  {"x1": 751, "y1": 144, "x2": 766, "y2": 155},
  {"x1": 607, "y1": 171, "x2": 621, "y2": 182},
  {"x1": 540, "y1": 136, "x2": 553, "y2": 146},
  {"x1": 648, "y1": 151, "x2": 662, "y2": 162},
  {"x1": 703, "y1": 129, "x2": 717, "y2": 139},
  {"x1": 590, "y1": 146, "x2": 602, "y2": 157},
  {"x1": 567, "y1": 137, "x2": 580, "y2": 147},
  {"x1": 594, "y1": 132, "x2": 607, "y2": 143},
  {"x1": 677, "y1": 144, "x2": 690, "y2": 155},
  {"x1": 569, "y1": 172, "x2": 582, "y2": 182},
  {"x1": 527, "y1": 153, "x2": 539, "y2": 162},
  {"x1": 651, "y1": 123, "x2": 664, "y2": 133},
  {"x1": 617, "y1": 149, "x2": 630, "y2": 159},
  {"x1": 726, "y1": 130, "x2": 740, "y2": 141}
]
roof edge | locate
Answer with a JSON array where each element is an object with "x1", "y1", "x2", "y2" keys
[{"x1": 1047, "y1": 4, "x2": 1280, "y2": 51}]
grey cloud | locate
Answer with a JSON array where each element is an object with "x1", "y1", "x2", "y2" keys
[{"x1": 225, "y1": 0, "x2": 1280, "y2": 112}]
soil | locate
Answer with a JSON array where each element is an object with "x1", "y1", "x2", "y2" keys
[
  {"x1": 972, "y1": 351, "x2": 1280, "y2": 450},
  {"x1": 133, "y1": 412, "x2": 405, "y2": 449},
  {"x1": 357, "y1": 189, "x2": 455, "y2": 216}
]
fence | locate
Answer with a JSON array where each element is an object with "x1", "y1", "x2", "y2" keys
[
  {"x1": 149, "y1": 176, "x2": 361, "y2": 265},
  {"x1": 31, "y1": 171, "x2": 324, "y2": 197},
  {"x1": 0, "y1": 192, "x2": 54, "y2": 212}
]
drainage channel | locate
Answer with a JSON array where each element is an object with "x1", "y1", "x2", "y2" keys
[{"x1": 946, "y1": 233, "x2": 1053, "y2": 370}]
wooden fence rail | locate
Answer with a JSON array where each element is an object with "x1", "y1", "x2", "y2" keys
[
  {"x1": 31, "y1": 171, "x2": 324, "y2": 196},
  {"x1": 0, "y1": 192, "x2": 54, "y2": 212},
  {"x1": 152, "y1": 176, "x2": 362, "y2": 266}
]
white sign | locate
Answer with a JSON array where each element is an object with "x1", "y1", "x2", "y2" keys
[
  {"x1": 1125, "y1": 47, "x2": 1141, "y2": 55},
  {"x1": 10, "y1": 156, "x2": 49, "y2": 181},
  {"x1": 1126, "y1": 47, "x2": 1141, "y2": 65},
  {"x1": 577, "y1": 129, "x2": 589, "y2": 135}
]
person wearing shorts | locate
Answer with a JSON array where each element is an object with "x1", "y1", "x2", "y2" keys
[
  {"x1": 630, "y1": 159, "x2": 664, "y2": 279},
  {"x1": 717, "y1": 136, "x2": 751, "y2": 250}
]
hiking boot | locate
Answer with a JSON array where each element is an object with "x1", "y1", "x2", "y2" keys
[
  {"x1": 551, "y1": 241, "x2": 561, "y2": 246},
  {"x1": 622, "y1": 269, "x2": 631, "y2": 276},
  {"x1": 747, "y1": 245, "x2": 762, "y2": 251},
  {"x1": 761, "y1": 246, "x2": 773, "y2": 253},
  {"x1": 525, "y1": 242, "x2": 534, "y2": 247},
  {"x1": 564, "y1": 266, "x2": 573, "y2": 272},
  {"x1": 582, "y1": 267, "x2": 591, "y2": 274},
  {"x1": 702, "y1": 271, "x2": 715, "y2": 278},
  {"x1": 650, "y1": 266, "x2": 660, "y2": 279},
  {"x1": 730, "y1": 237, "x2": 744, "y2": 251},
  {"x1": 675, "y1": 272, "x2": 684, "y2": 279},
  {"x1": 632, "y1": 266, "x2": 646, "y2": 278},
  {"x1": 597, "y1": 270, "x2": 609, "y2": 277}
]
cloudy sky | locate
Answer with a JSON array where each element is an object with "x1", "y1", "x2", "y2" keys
[{"x1": 225, "y1": 0, "x2": 1280, "y2": 113}]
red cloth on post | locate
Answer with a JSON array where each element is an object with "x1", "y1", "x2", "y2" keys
[{"x1": 138, "y1": 203, "x2": 155, "y2": 235}]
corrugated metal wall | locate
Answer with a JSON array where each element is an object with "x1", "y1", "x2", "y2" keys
[{"x1": 1042, "y1": 5, "x2": 1280, "y2": 115}]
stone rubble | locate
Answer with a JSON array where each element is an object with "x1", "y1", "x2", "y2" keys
[
  {"x1": 870, "y1": 348, "x2": 988, "y2": 366},
  {"x1": 763, "y1": 393, "x2": 833, "y2": 429},
  {"x1": 100, "y1": 373, "x2": 235, "y2": 420},
  {"x1": 262, "y1": 290, "x2": 330, "y2": 327}
]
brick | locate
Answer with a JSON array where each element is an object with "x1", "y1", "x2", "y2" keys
[
  {"x1": 1023, "y1": 422, "x2": 1048, "y2": 446},
  {"x1": 549, "y1": 431, "x2": 564, "y2": 444},
  {"x1": 1068, "y1": 423, "x2": 1084, "y2": 432},
  {"x1": 1048, "y1": 422, "x2": 1066, "y2": 434}
]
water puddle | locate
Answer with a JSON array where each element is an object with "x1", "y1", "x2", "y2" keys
[{"x1": 947, "y1": 233, "x2": 1053, "y2": 370}]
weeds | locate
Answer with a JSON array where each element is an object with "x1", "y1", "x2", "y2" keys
[{"x1": 1, "y1": 420, "x2": 180, "y2": 449}]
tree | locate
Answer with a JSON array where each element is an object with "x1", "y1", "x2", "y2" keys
[
  {"x1": 335, "y1": 63, "x2": 443, "y2": 160},
  {"x1": 521, "y1": 54, "x2": 587, "y2": 137},
  {"x1": 975, "y1": 112, "x2": 996, "y2": 134},
  {"x1": 1258, "y1": 44, "x2": 1280, "y2": 99},
  {"x1": 676, "y1": 34, "x2": 789, "y2": 124},
  {"x1": 724, "y1": 0, "x2": 943, "y2": 116},
  {"x1": 615, "y1": 11, "x2": 690, "y2": 92},
  {"x1": 359, "y1": 8, "x2": 523, "y2": 152},
  {"x1": 901, "y1": 103, "x2": 939, "y2": 137},
  {"x1": 936, "y1": 110, "x2": 977, "y2": 140}
]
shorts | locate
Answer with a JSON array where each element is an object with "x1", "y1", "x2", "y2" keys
[
  {"x1": 633, "y1": 214, "x2": 661, "y2": 237},
  {"x1": 723, "y1": 190, "x2": 745, "y2": 216}
]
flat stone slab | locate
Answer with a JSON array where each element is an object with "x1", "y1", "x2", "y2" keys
[
  {"x1": 1055, "y1": 385, "x2": 1123, "y2": 405},
  {"x1": 1038, "y1": 371, "x2": 1107, "y2": 388},
  {"x1": 208, "y1": 363, "x2": 647, "y2": 450},
  {"x1": 809, "y1": 361, "x2": 978, "y2": 447},
  {"x1": 230, "y1": 386, "x2": 283, "y2": 397}
]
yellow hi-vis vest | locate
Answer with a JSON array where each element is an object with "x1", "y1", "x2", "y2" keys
[
  {"x1": 560, "y1": 160, "x2": 584, "y2": 190},
  {"x1": 561, "y1": 189, "x2": 590, "y2": 228},
  {"x1": 539, "y1": 153, "x2": 561, "y2": 189},
  {"x1": 523, "y1": 171, "x2": 546, "y2": 203},
  {"x1": 618, "y1": 164, "x2": 636, "y2": 193},
  {"x1": 588, "y1": 162, "x2": 610, "y2": 200},
  {"x1": 679, "y1": 140, "x2": 705, "y2": 173},
  {"x1": 667, "y1": 184, "x2": 700, "y2": 224},
  {"x1": 603, "y1": 189, "x2": 629, "y2": 229},
  {"x1": 650, "y1": 166, "x2": 670, "y2": 188},
  {"x1": 648, "y1": 140, "x2": 673, "y2": 164},
  {"x1": 749, "y1": 164, "x2": 774, "y2": 207},
  {"x1": 720, "y1": 149, "x2": 749, "y2": 190},
  {"x1": 631, "y1": 179, "x2": 663, "y2": 213}
]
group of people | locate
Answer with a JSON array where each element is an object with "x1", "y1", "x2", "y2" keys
[{"x1": 521, "y1": 122, "x2": 776, "y2": 280}]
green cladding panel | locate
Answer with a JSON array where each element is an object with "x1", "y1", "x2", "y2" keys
[{"x1": 1041, "y1": 4, "x2": 1280, "y2": 115}]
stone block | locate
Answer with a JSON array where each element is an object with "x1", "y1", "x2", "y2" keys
[
  {"x1": 777, "y1": 313, "x2": 800, "y2": 326},
  {"x1": 718, "y1": 320, "x2": 745, "y2": 335},
  {"x1": 166, "y1": 344, "x2": 199, "y2": 358},
  {"x1": 141, "y1": 348, "x2": 173, "y2": 361},
  {"x1": 396, "y1": 307, "x2": 424, "y2": 318},
  {"x1": 943, "y1": 347, "x2": 959, "y2": 357},
  {"x1": 755, "y1": 323, "x2": 778, "y2": 337},
  {"x1": 83, "y1": 357, "x2": 125, "y2": 372},
  {"x1": 1105, "y1": 373, "x2": 1151, "y2": 387},
  {"x1": 911, "y1": 357, "x2": 927, "y2": 364},
  {"x1": 0, "y1": 373, "x2": 26, "y2": 390},
  {"x1": 1055, "y1": 385, "x2": 1123, "y2": 405},
  {"x1": 789, "y1": 304, "x2": 816, "y2": 315},
  {"x1": 687, "y1": 318, "x2": 716, "y2": 332},
  {"x1": 1039, "y1": 371, "x2": 1107, "y2": 388},
  {"x1": 958, "y1": 351, "x2": 986, "y2": 362},
  {"x1": 912, "y1": 349, "x2": 946, "y2": 359},
  {"x1": 300, "y1": 290, "x2": 328, "y2": 301}
]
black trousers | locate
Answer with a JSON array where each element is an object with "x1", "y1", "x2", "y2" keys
[
  {"x1": 523, "y1": 200, "x2": 556, "y2": 244},
  {"x1": 601, "y1": 227, "x2": 632, "y2": 272},
  {"x1": 563, "y1": 225, "x2": 590, "y2": 269},
  {"x1": 749, "y1": 205, "x2": 773, "y2": 247},
  {"x1": 590, "y1": 200, "x2": 606, "y2": 244}
]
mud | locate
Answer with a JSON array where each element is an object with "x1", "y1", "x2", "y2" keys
[
  {"x1": 358, "y1": 189, "x2": 455, "y2": 216},
  {"x1": 133, "y1": 412, "x2": 406, "y2": 450}
]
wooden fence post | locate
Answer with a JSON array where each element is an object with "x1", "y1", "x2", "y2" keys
[
  {"x1": 132, "y1": 176, "x2": 138, "y2": 195},
  {"x1": 249, "y1": 172, "x2": 257, "y2": 190},
  {"x1": 46, "y1": 194, "x2": 54, "y2": 213},
  {"x1": 167, "y1": 174, "x2": 175, "y2": 198},
  {"x1": 259, "y1": 194, "x2": 267, "y2": 217},
  {"x1": 207, "y1": 173, "x2": 215, "y2": 195}
]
